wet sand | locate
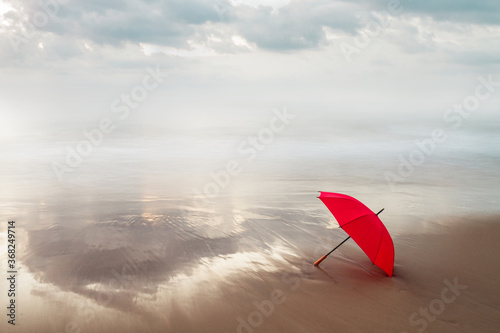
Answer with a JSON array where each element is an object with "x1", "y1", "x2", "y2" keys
[
  {"x1": 2, "y1": 213, "x2": 499, "y2": 333},
  {"x1": 1, "y1": 128, "x2": 499, "y2": 333},
  {"x1": 154, "y1": 214, "x2": 500, "y2": 333}
]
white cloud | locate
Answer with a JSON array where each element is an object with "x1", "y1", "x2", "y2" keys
[
  {"x1": 0, "y1": 0, "x2": 499, "y2": 131},
  {"x1": 0, "y1": 0, "x2": 14, "y2": 16},
  {"x1": 231, "y1": 0, "x2": 290, "y2": 10},
  {"x1": 140, "y1": 41, "x2": 217, "y2": 57}
]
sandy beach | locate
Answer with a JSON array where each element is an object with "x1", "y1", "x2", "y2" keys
[
  {"x1": 159, "y1": 214, "x2": 500, "y2": 333},
  {"x1": 1, "y1": 126, "x2": 500, "y2": 333},
  {"x1": 2, "y1": 206, "x2": 499, "y2": 333}
]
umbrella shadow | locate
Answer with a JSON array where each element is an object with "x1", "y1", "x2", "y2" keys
[{"x1": 314, "y1": 265, "x2": 338, "y2": 284}]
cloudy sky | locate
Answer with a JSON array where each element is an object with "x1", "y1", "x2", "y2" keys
[{"x1": 1, "y1": 0, "x2": 499, "y2": 137}]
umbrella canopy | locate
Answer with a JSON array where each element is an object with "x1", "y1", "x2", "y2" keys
[{"x1": 318, "y1": 192, "x2": 395, "y2": 276}]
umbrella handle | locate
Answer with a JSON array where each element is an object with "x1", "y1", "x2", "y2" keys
[{"x1": 314, "y1": 255, "x2": 328, "y2": 266}]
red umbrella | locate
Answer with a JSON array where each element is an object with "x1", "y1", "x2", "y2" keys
[{"x1": 313, "y1": 192, "x2": 394, "y2": 276}]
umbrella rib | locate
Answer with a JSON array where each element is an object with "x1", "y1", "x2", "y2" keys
[
  {"x1": 339, "y1": 213, "x2": 375, "y2": 228},
  {"x1": 340, "y1": 212, "x2": 382, "y2": 265},
  {"x1": 372, "y1": 225, "x2": 384, "y2": 266}
]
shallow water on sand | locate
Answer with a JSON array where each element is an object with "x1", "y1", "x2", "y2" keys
[{"x1": 1, "y1": 123, "x2": 499, "y2": 332}]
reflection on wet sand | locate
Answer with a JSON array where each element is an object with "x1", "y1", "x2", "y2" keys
[
  {"x1": 13, "y1": 213, "x2": 500, "y2": 333},
  {"x1": 24, "y1": 212, "x2": 237, "y2": 310},
  {"x1": 16, "y1": 203, "x2": 316, "y2": 329}
]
